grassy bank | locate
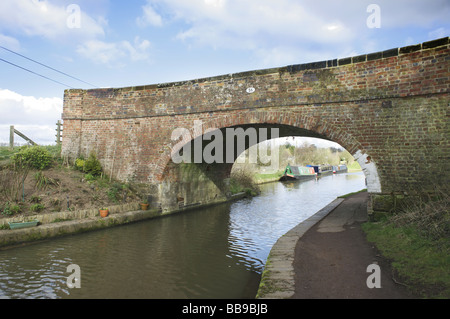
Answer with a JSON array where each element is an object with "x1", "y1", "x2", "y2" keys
[
  {"x1": 362, "y1": 190, "x2": 449, "y2": 298},
  {"x1": 229, "y1": 169, "x2": 260, "y2": 196},
  {"x1": 338, "y1": 188, "x2": 367, "y2": 198},
  {"x1": 347, "y1": 161, "x2": 362, "y2": 172},
  {"x1": 0, "y1": 145, "x2": 142, "y2": 224},
  {"x1": 253, "y1": 171, "x2": 283, "y2": 184}
]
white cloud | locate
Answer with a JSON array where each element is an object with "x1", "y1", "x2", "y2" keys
[
  {"x1": 428, "y1": 27, "x2": 449, "y2": 40},
  {"x1": 140, "y1": 0, "x2": 450, "y2": 67},
  {"x1": 0, "y1": 88, "x2": 62, "y2": 125},
  {"x1": 374, "y1": 0, "x2": 450, "y2": 28},
  {"x1": 0, "y1": 89, "x2": 62, "y2": 144},
  {"x1": 0, "y1": 34, "x2": 20, "y2": 51},
  {"x1": 137, "y1": 3, "x2": 163, "y2": 27},
  {"x1": 76, "y1": 37, "x2": 151, "y2": 67},
  {"x1": 126, "y1": 37, "x2": 152, "y2": 62},
  {"x1": 139, "y1": 0, "x2": 358, "y2": 66},
  {"x1": 0, "y1": 124, "x2": 57, "y2": 146},
  {"x1": 171, "y1": 0, "x2": 354, "y2": 45},
  {"x1": 0, "y1": 0, "x2": 105, "y2": 42}
]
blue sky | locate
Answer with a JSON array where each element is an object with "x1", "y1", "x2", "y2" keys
[{"x1": 0, "y1": 0, "x2": 449, "y2": 145}]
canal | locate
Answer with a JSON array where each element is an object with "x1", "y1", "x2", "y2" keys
[{"x1": 0, "y1": 172, "x2": 366, "y2": 299}]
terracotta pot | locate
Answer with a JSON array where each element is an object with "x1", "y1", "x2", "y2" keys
[
  {"x1": 99, "y1": 209, "x2": 109, "y2": 218},
  {"x1": 140, "y1": 203, "x2": 149, "y2": 210}
]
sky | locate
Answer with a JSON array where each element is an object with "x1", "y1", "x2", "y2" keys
[{"x1": 0, "y1": 0, "x2": 448, "y2": 145}]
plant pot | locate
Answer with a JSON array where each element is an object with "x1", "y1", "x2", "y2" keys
[
  {"x1": 140, "y1": 203, "x2": 149, "y2": 210},
  {"x1": 8, "y1": 220, "x2": 39, "y2": 230},
  {"x1": 99, "y1": 209, "x2": 109, "y2": 218}
]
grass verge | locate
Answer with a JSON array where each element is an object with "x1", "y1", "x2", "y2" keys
[
  {"x1": 253, "y1": 171, "x2": 283, "y2": 184},
  {"x1": 362, "y1": 190, "x2": 449, "y2": 298},
  {"x1": 338, "y1": 188, "x2": 367, "y2": 198}
]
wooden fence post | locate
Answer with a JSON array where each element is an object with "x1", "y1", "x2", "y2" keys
[
  {"x1": 10, "y1": 125, "x2": 14, "y2": 150},
  {"x1": 56, "y1": 120, "x2": 63, "y2": 145},
  {"x1": 9, "y1": 125, "x2": 37, "y2": 147}
]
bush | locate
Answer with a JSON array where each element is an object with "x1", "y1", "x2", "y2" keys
[
  {"x1": 82, "y1": 152, "x2": 102, "y2": 176},
  {"x1": 75, "y1": 158, "x2": 85, "y2": 171},
  {"x1": 74, "y1": 153, "x2": 102, "y2": 176},
  {"x1": 34, "y1": 171, "x2": 59, "y2": 190},
  {"x1": 107, "y1": 183, "x2": 123, "y2": 203},
  {"x1": 2, "y1": 202, "x2": 21, "y2": 216},
  {"x1": 12, "y1": 146, "x2": 52, "y2": 170},
  {"x1": 230, "y1": 169, "x2": 259, "y2": 195},
  {"x1": 1, "y1": 158, "x2": 31, "y2": 203},
  {"x1": 390, "y1": 190, "x2": 450, "y2": 240},
  {"x1": 30, "y1": 203, "x2": 45, "y2": 212},
  {"x1": 84, "y1": 173, "x2": 95, "y2": 181}
]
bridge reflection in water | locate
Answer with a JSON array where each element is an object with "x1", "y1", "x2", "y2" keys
[{"x1": 0, "y1": 173, "x2": 365, "y2": 299}]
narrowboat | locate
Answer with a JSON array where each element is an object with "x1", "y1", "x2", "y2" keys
[
  {"x1": 279, "y1": 164, "x2": 316, "y2": 181},
  {"x1": 333, "y1": 164, "x2": 348, "y2": 174},
  {"x1": 307, "y1": 164, "x2": 333, "y2": 176}
]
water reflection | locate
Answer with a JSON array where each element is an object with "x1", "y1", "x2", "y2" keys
[
  {"x1": 227, "y1": 173, "x2": 366, "y2": 274},
  {"x1": 0, "y1": 172, "x2": 365, "y2": 299}
]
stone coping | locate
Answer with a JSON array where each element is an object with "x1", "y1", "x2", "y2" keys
[
  {"x1": 0, "y1": 202, "x2": 143, "y2": 248},
  {"x1": 0, "y1": 202, "x2": 141, "y2": 227},
  {"x1": 256, "y1": 198, "x2": 345, "y2": 299},
  {"x1": 0, "y1": 207, "x2": 163, "y2": 249}
]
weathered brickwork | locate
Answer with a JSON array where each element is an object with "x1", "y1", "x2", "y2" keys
[{"x1": 62, "y1": 38, "x2": 449, "y2": 214}]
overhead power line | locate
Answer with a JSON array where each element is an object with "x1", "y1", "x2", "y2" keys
[
  {"x1": 0, "y1": 45, "x2": 98, "y2": 88},
  {"x1": 0, "y1": 57, "x2": 75, "y2": 89}
]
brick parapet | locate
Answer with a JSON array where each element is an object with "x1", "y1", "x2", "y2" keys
[{"x1": 62, "y1": 37, "x2": 449, "y2": 121}]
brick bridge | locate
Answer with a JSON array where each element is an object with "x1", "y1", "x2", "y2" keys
[{"x1": 62, "y1": 37, "x2": 449, "y2": 217}]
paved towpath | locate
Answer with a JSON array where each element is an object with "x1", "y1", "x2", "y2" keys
[{"x1": 292, "y1": 192, "x2": 418, "y2": 298}]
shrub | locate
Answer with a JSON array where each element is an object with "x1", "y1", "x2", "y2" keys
[
  {"x1": 107, "y1": 183, "x2": 121, "y2": 203},
  {"x1": 390, "y1": 190, "x2": 450, "y2": 240},
  {"x1": 83, "y1": 152, "x2": 102, "y2": 176},
  {"x1": 75, "y1": 158, "x2": 85, "y2": 171},
  {"x1": 230, "y1": 169, "x2": 259, "y2": 195},
  {"x1": 30, "y1": 203, "x2": 45, "y2": 212},
  {"x1": 12, "y1": 146, "x2": 52, "y2": 170},
  {"x1": 0, "y1": 161, "x2": 31, "y2": 203},
  {"x1": 2, "y1": 202, "x2": 21, "y2": 216},
  {"x1": 74, "y1": 153, "x2": 102, "y2": 176},
  {"x1": 34, "y1": 171, "x2": 59, "y2": 190},
  {"x1": 30, "y1": 195, "x2": 42, "y2": 203},
  {"x1": 84, "y1": 173, "x2": 95, "y2": 181}
]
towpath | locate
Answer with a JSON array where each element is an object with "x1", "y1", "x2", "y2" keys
[{"x1": 292, "y1": 192, "x2": 418, "y2": 298}]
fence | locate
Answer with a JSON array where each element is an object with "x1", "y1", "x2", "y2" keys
[
  {"x1": 8, "y1": 120, "x2": 63, "y2": 149},
  {"x1": 9, "y1": 126, "x2": 37, "y2": 149},
  {"x1": 55, "y1": 120, "x2": 63, "y2": 145}
]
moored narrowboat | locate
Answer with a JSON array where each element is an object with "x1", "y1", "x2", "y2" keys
[
  {"x1": 333, "y1": 164, "x2": 348, "y2": 174},
  {"x1": 307, "y1": 164, "x2": 333, "y2": 176},
  {"x1": 279, "y1": 164, "x2": 316, "y2": 181}
]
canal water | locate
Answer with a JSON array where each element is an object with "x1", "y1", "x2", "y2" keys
[{"x1": 0, "y1": 172, "x2": 365, "y2": 299}]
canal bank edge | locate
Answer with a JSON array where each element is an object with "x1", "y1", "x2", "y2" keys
[
  {"x1": 256, "y1": 197, "x2": 345, "y2": 299},
  {"x1": 0, "y1": 192, "x2": 248, "y2": 249}
]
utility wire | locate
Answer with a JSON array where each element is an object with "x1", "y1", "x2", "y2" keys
[
  {"x1": 0, "y1": 45, "x2": 98, "y2": 88},
  {"x1": 0, "y1": 57, "x2": 75, "y2": 89}
]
